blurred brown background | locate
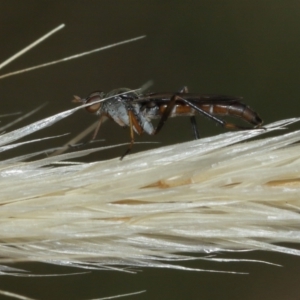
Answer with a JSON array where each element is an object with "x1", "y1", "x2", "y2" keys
[{"x1": 0, "y1": 1, "x2": 300, "y2": 299}]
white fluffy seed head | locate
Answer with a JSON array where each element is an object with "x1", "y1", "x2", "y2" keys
[{"x1": 0, "y1": 114, "x2": 300, "y2": 271}]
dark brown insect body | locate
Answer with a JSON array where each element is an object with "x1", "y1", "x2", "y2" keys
[{"x1": 72, "y1": 87, "x2": 263, "y2": 159}]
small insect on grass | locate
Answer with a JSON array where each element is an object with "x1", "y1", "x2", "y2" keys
[{"x1": 72, "y1": 86, "x2": 263, "y2": 159}]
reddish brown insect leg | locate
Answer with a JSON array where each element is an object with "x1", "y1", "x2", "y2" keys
[
  {"x1": 154, "y1": 94, "x2": 180, "y2": 135},
  {"x1": 69, "y1": 115, "x2": 104, "y2": 150},
  {"x1": 91, "y1": 115, "x2": 104, "y2": 140},
  {"x1": 121, "y1": 110, "x2": 135, "y2": 160}
]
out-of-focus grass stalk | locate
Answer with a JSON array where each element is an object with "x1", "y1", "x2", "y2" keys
[
  {"x1": 0, "y1": 24, "x2": 65, "y2": 70},
  {"x1": 0, "y1": 288, "x2": 145, "y2": 300},
  {"x1": 0, "y1": 24, "x2": 145, "y2": 79},
  {"x1": 0, "y1": 110, "x2": 300, "y2": 273}
]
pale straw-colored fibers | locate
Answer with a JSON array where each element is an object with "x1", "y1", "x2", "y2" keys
[{"x1": 0, "y1": 108, "x2": 300, "y2": 273}]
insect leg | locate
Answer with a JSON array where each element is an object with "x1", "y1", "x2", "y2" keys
[
  {"x1": 153, "y1": 93, "x2": 180, "y2": 135},
  {"x1": 91, "y1": 115, "x2": 104, "y2": 140},
  {"x1": 68, "y1": 115, "x2": 105, "y2": 150},
  {"x1": 120, "y1": 109, "x2": 135, "y2": 160},
  {"x1": 178, "y1": 86, "x2": 200, "y2": 139},
  {"x1": 153, "y1": 86, "x2": 196, "y2": 135},
  {"x1": 190, "y1": 116, "x2": 200, "y2": 139}
]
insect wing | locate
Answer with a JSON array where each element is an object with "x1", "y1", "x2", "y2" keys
[{"x1": 132, "y1": 93, "x2": 242, "y2": 105}]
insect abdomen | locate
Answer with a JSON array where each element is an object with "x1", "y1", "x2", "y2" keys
[{"x1": 200, "y1": 103, "x2": 263, "y2": 126}]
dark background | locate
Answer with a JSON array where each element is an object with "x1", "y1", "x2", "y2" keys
[{"x1": 0, "y1": 1, "x2": 300, "y2": 299}]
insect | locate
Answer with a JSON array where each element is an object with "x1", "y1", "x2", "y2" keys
[{"x1": 72, "y1": 86, "x2": 263, "y2": 159}]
